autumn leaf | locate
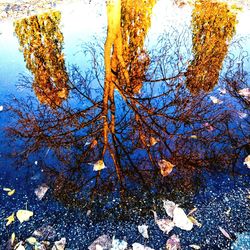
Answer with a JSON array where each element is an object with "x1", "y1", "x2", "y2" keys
[
  {"x1": 6, "y1": 213, "x2": 15, "y2": 226},
  {"x1": 163, "y1": 200, "x2": 177, "y2": 218},
  {"x1": 11, "y1": 232, "x2": 15, "y2": 246},
  {"x1": 151, "y1": 210, "x2": 175, "y2": 234},
  {"x1": 243, "y1": 155, "x2": 250, "y2": 169},
  {"x1": 189, "y1": 244, "x2": 201, "y2": 249},
  {"x1": 35, "y1": 184, "x2": 49, "y2": 200},
  {"x1": 158, "y1": 160, "x2": 175, "y2": 177},
  {"x1": 188, "y1": 216, "x2": 202, "y2": 227},
  {"x1": 166, "y1": 234, "x2": 181, "y2": 250},
  {"x1": 16, "y1": 209, "x2": 33, "y2": 223},
  {"x1": 26, "y1": 237, "x2": 37, "y2": 245},
  {"x1": 218, "y1": 226, "x2": 232, "y2": 240},
  {"x1": 138, "y1": 224, "x2": 149, "y2": 239},
  {"x1": 93, "y1": 160, "x2": 106, "y2": 171},
  {"x1": 3, "y1": 188, "x2": 15, "y2": 196},
  {"x1": 173, "y1": 207, "x2": 193, "y2": 231}
]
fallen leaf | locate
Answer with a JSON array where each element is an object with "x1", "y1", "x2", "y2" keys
[
  {"x1": 88, "y1": 235, "x2": 112, "y2": 250},
  {"x1": 163, "y1": 200, "x2": 177, "y2": 218},
  {"x1": 16, "y1": 209, "x2": 33, "y2": 223},
  {"x1": 238, "y1": 88, "x2": 250, "y2": 97},
  {"x1": 3, "y1": 188, "x2": 15, "y2": 196},
  {"x1": 243, "y1": 155, "x2": 250, "y2": 169},
  {"x1": 111, "y1": 237, "x2": 128, "y2": 250},
  {"x1": 52, "y1": 237, "x2": 66, "y2": 250},
  {"x1": 188, "y1": 216, "x2": 202, "y2": 227},
  {"x1": 190, "y1": 135, "x2": 198, "y2": 139},
  {"x1": 218, "y1": 226, "x2": 232, "y2": 240},
  {"x1": 225, "y1": 208, "x2": 231, "y2": 216},
  {"x1": 173, "y1": 207, "x2": 193, "y2": 231},
  {"x1": 26, "y1": 237, "x2": 37, "y2": 245},
  {"x1": 33, "y1": 225, "x2": 56, "y2": 239},
  {"x1": 6, "y1": 213, "x2": 15, "y2": 226},
  {"x1": 166, "y1": 234, "x2": 181, "y2": 250},
  {"x1": 14, "y1": 242, "x2": 25, "y2": 250},
  {"x1": 93, "y1": 160, "x2": 106, "y2": 171},
  {"x1": 210, "y1": 96, "x2": 223, "y2": 104},
  {"x1": 152, "y1": 210, "x2": 175, "y2": 234},
  {"x1": 132, "y1": 243, "x2": 154, "y2": 250},
  {"x1": 189, "y1": 244, "x2": 201, "y2": 249},
  {"x1": 11, "y1": 232, "x2": 15, "y2": 246},
  {"x1": 35, "y1": 184, "x2": 49, "y2": 200},
  {"x1": 158, "y1": 160, "x2": 175, "y2": 177},
  {"x1": 138, "y1": 224, "x2": 149, "y2": 239}
]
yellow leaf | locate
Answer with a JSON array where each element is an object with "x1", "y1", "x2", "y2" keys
[
  {"x1": 3, "y1": 188, "x2": 15, "y2": 196},
  {"x1": 6, "y1": 213, "x2": 15, "y2": 226},
  {"x1": 188, "y1": 216, "x2": 202, "y2": 228},
  {"x1": 11, "y1": 232, "x2": 15, "y2": 245},
  {"x1": 26, "y1": 237, "x2": 37, "y2": 245},
  {"x1": 16, "y1": 210, "x2": 33, "y2": 223},
  {"x1": 93, "y1": 160, "x2": 106, "y2": 171},
  {"x1": 158, "y1": 159, "x2": 175, "y2": 177}
]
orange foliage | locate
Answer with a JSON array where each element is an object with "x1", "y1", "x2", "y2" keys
[
  {"x1": 14, "y1": 11, "x2": 69, "y2": 108},
  {"x1": 185, "y1": 0, "x2": 237, "y2": 94}
]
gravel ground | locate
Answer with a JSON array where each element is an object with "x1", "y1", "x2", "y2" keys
[{"x1": 0, "y1": 169, "x2": 249, "y2": 249}]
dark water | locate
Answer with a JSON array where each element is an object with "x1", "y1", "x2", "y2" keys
[{"x1": 0, "y1": 0, "x2": 249, "y2": 249}]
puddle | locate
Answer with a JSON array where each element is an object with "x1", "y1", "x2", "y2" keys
[{"x1": 0, "y1": 0, "x2": 249, "y2": 249}]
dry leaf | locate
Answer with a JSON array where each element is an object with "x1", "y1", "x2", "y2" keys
[
  {"x1": 11, "y1": 232, "x2": 15, "y2": 246},
  {"x1": 26, "y1": 237, "x2": 37, "y2": 245},
  {"x1": 3, "y1": 188, "x2": 15, "y2": 196},
  {"x1": 158, "y1": 160, "x2": 175, "y2": 177},
  {"x1": 93, "y1": 160, "x2": 106, "y2": 171},
  {"x1": 14, "y1": 242, "x2": 26, "y2": 250},
  {"x1": 243, "y1": 155, "x2": 250, "y2": 169},
  {"x1": 188, "y1": 216, "x2": 202, "y2": 227},
  {"x1": 163, "y1": 200, "x2": 177, "y2": 218},
  {"x1": 210, "y1": 96, "x2": 223, "y2": 104},
  {"x1": 138, "y1": 224, "x2": 149, "y2": 239},
  {"x1": 190, "y1": 135, "x2": 198, "y2": 139},
  {"x1": 173, "y1": 207, "x2": 193, "y2": 231},
  {"x1": 35, "y1": 184, "x2": 49, "y2": 200},
  {"x1": 152, "y1": 210, "x2": 175, "y2": 234},
  {"x1": 166, "y1": 234, "x2": 181, "y2": 250},
  {"x1": 16, "y1": 209, "x2": 33, "y2": 223},
  {"x1": 218, "y1": 226, "x2": 232, "y2": 240},
  {"x1": 52, "y1": 237, "x2": 66, "y2": 250},
  {"x1": 189, "y1": 244, "x2": 201, "y2": 249},
  {"x1": 132, "y1": 243, "x2": 154, "y2": 250},
  {"x1": 111, "y1": 237, "x2": 128, "y2": 250},
  {"x1": 6, "y1": 213, "x2": 15, "y2": 226},
  {"x1": 88, "y1": 235, "x2": 112, "y2": 250}
]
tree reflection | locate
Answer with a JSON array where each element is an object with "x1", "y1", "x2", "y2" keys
[
  {"x1": 185, "y1": 0, "x2": 237, "y2": 94},
  {"x1": 5, "y1": 2, "x2": 249, "y2": 214},
  {"x1": 14, "y1": 11, "x2": 69, "y2": 108}
]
